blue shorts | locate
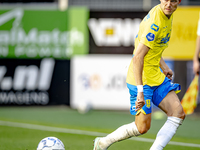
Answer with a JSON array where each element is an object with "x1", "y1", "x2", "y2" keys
[{"x1": 127, "y1": 77, "x2": 181, "y2": 115}]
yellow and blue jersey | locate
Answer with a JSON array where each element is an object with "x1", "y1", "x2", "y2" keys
[
  {"x1": 126, "y1": 4, "x2": 173, "y2": 86},
  {"x1": 197, "y1": 12, "x2": 200, "y2": 36}
]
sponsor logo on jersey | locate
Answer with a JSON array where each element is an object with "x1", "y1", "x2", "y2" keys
[
  {"x1": 146, "y1": 32, "x2": 155, "y2": 41},
  {"x1": 160, "y1": 33, "x2": 170, "y2": 44}
]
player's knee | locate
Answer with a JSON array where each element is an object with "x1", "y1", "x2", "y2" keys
[
  {"x1": 175, "y1": 105, "x2": 186, "y2": 120},
  {"x1": 137, "y1": 123, "x2": 151, "y2": 134},
  {"x1": 138, "y1": 126, "x2": 150, "y2": 134},
  {"x1": 169, "y1": 103, "x2": 185, "y2": 120},
  {"x1": 179, "y1": 109, "x2": 186, "y2": 120}
]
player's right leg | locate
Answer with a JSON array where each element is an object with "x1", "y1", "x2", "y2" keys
[
  {"x1": 150, "y1": 91, "x2": 185, "y2": 150},
  {"x1": 150, "y1": 77, "x2": 185, "y2": 150}
]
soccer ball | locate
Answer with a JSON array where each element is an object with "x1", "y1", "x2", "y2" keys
[{"x1": 37, "y1": 137, "x2": 65, "y2": 150}]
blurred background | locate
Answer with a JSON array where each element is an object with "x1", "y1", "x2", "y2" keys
[{"x1": 0, "y1": 0, "x2": 200, "y2": 114}]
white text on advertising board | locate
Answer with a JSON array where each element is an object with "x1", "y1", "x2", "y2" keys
[
  {"x1": 0, "y1": 8, "x2": 84, "y2": 58},
  {"x1": 88, "y1": 18, "x2": 141, "y2": 46},
  {"x1": 0, "y1": 58, "x2": 55, "y2": 105}
]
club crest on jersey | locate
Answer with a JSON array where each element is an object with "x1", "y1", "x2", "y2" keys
[
  {"x1": 151, "y1": 23, "x2": 159, "y2": 32},
  {"x1": 146, "y1": 32, "x2": 155, "y2": 41}
]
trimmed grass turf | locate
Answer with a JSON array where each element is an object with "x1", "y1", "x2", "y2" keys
[{"x1": 0, "y1": 106, "x2": 199, "y2": 150}]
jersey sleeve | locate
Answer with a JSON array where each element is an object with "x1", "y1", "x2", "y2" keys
[{"x1": 139, "y1": 13, "x2": 160, "y2": 49}]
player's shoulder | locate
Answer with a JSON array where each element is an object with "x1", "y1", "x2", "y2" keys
[
  {"x1": 143, "y1": 5, "x2": 160, "y2": 23},
  {"x1": 149, "y1": 4, "x2": 160, "y2": 15}
]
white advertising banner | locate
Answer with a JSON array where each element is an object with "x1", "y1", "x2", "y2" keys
[{"x1": 70, "y1": 54, "x2": 132, "y2": 110}]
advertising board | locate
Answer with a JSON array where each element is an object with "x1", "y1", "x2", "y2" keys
[
  {"x1": 0, "y1": 7, "x2": 89, "y2": 59},
  {"x1": 0, "y1": 58, "x2": 70, "y2": 105},
  {"x1": 88, "y1": 8, "x2": 200, "y2": 60},
  {"x1": 70, "y1": 55, "x2": 132, "y2": 110},
  {"x1": 88, "y1": 11, "x2": 147, "y2": 54}
]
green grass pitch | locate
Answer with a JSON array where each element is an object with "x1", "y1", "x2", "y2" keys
[{"x1": 0, "y1": 106, "x2": 199, "y2": 150}]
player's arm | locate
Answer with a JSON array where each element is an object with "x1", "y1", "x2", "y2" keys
[
  {"x1": 160, "y1": 57, "x2": 173, "y2": 80},
  {"x1": 133, "y1": 42, "x2": 149, "y2": 111},
  {"x1": 193, "y1": 36, "x2": 200, "y2": 74}
]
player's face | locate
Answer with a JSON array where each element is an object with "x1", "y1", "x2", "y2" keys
[{"x1": 160, "y1": 0, "x2": 180, "y2": 18}]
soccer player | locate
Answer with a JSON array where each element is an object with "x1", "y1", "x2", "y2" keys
[
  {"x1": 93, "y1": 0, "x2": 185, "y2": 150},
  {"x1": 193, "y1": 12, "x2": 200, "y2": 74}
]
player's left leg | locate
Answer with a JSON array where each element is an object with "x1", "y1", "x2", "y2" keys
[
  {"x1": 93, "y1": 83, "x2": 153, "y2": 150},
  {"x1": 150, "y1": 90, "x2": 185, "y2": 150},
  {"x1": 93, "y1": 113, "x2": 151, "y2": 150}
]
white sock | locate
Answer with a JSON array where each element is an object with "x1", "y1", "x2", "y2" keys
[
  {"x1": 99, "y1": 122, "x2": 141, "y2": 149},
  {"x1": 150, "y1": 116, "x2": 183, "y2": 150}
]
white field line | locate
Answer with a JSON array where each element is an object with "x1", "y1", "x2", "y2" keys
[{"x1": 0, "y1": 120, "x2": 200, "y2": 148}]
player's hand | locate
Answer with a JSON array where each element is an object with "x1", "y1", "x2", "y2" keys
[
  {"x1": 166, "y1": 73, "x2": 172, "y2": 80},
  {"x1": 193, "y1": 60, "x2": 200, "y2": 75},
  {"x1": 136, "y1": 92, "x2": 145, "y2": 111},
  {"x1": 164, "y1": 69, "x2": 173, "y2": 80}
]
